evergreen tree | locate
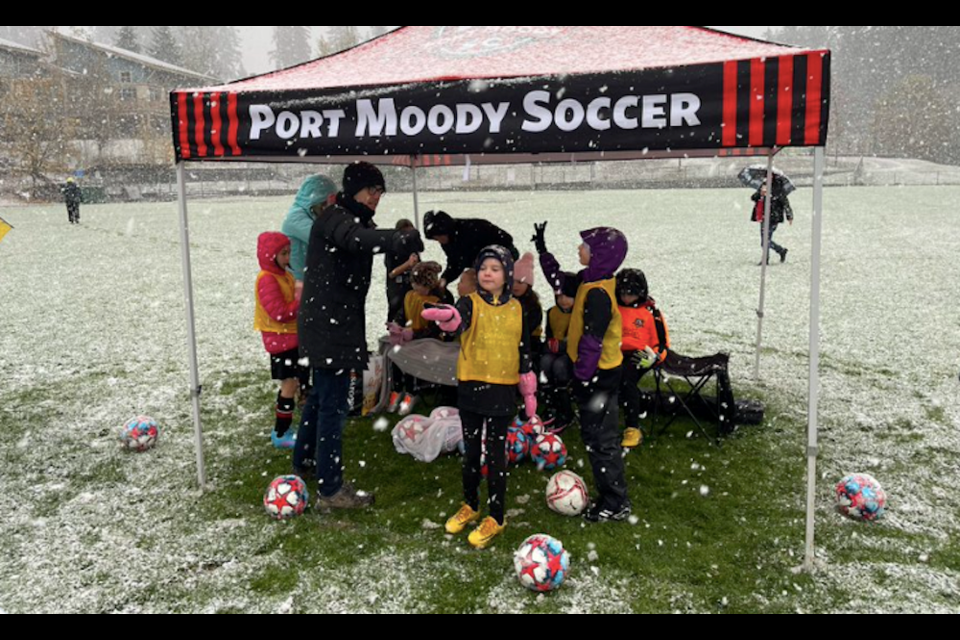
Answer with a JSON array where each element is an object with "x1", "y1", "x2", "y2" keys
[
  {"x1": 149, "y1": 26, "x2": 183, "y2": 67},
  {"x1": 115, "y1": 26, "x2": 141, "y2": 53},
  {"x1": 270, "y1": 26, "x2": 313, "y2": 69},
  {"x1": 178, "y1": 26, "x2": 245, "y2": 80}
]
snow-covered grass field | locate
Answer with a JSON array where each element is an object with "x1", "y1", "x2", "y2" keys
[{"x1": 1, "y1": 185, "x2": 958, "y2": 613}]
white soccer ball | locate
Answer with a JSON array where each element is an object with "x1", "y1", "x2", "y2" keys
[{"x1": 545, "y1": 470, "x2": 589, "y2": 516}]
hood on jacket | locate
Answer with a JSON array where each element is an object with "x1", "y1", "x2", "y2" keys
[
  {"x1": 581, "y1": 227, "x2": 628, "y2": 282},
  {"x1": 258, "y1": 232, "x2": 291, "y2": 275},
  {"x1": 616, "y1": 268, "x2": 648, "y2": 306},
  {"x1": 474, "y1": 244, "x2": 515, "y2": 305},
  {"x1": 423, "y1": 210, "x2": 456, "y2": 239},
  {"x1": 290, "y1": 175, "x2": 337, "y2": 221}
]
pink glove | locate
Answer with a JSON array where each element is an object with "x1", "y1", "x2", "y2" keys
[
  {"x1": 422, "y1": 304, "x2": 462, "y2": 333},
  {"x1": 519, "y1": 371, "x2": 538, "y2": 418},
  {"x1": 387, "y1": 322, "x2": 412, "y2": 346}
]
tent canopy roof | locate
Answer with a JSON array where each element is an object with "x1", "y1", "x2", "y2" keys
[
  {"x1": 171, "y1": 26, "x2": 829, "y2": 165},
  {"x1": 184, "y1": 26, "x2": 814, "y2": 93}
]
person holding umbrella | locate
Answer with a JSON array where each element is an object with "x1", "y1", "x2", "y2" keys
[{"x1": 739, "y1": 165, "x2": 794, "y2": 265}]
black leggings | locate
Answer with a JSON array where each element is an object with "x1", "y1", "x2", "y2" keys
[{"x1": 459, "y1": 410, "x2": 512, "y2": 525}]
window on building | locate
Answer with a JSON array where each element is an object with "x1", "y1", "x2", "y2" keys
[
  {"x1": 120, "y1": 71, "x2": 132, "y2": 83},
  {"x1": 120, "y1": 87, "x2": 137, "y2": 102},
  {"x1": 149, "y1": 87, "x2": 161, "y2": 102}
]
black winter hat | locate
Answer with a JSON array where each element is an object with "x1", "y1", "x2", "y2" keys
[
  {"x1": 474, "y1": 245, "x2": 516, "y2": 301},
  {"x1": 423, "y1": 210, "x2": 455, "y2": 239},
  {"x1": 558, "y1": 271, "x2": 580, "y2": 299},
  {"x1": 343, "y1": 161, "x2": 386, "y2": 197},
  {"x1": 616, "y1": 268, "x2": 648, "y2": 303}
]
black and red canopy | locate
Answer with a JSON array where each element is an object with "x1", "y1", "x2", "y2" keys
[{"x1": 170, "y1": 26, "x2": 830, "y2": 164}]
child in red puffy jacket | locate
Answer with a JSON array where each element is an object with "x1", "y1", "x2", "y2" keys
[{"x1": 254, "y1": 232, "x2": 308, "y2": 449}]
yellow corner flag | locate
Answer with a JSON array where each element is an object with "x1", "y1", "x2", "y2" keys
[{"x1": 0, "y1": 216, "x2": 12, "y2": 244}]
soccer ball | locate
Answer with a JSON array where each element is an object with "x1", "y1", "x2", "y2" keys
[
  {"x1": 519, "y1": 415, "x2": 546, "y2": 441},
  {"x1": 506, "y1": 425, "x2": 530, "y2": 465},
  {"x1": 531, "y1": 433, "x2": 567, "y2": 471},
  {"x1": 120, "y1": 416, "x2": 159, "y2": 452},
  {"x1": 836, "y1": 473, "x2": 887, "y2": 522},
  {"x1": 514, "y1": 534, "x2": 571, "y2": 592},
  {"x1": 546, "y1": 470, "x2": 589, "y2": 516},
  {"x1": 393, "y1": 414, "x2": 433, "y2": 454},
  {"x1": 264, "y1": 475, "x2": 309, "y2": 520}
]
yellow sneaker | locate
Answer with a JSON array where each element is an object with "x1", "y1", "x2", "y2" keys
[
  {"x1": 445, "y1": 503, "x2": 481, "y2": 535},
  {"x1": 621, "y1": 427, "x2": 643, "y2": 448},
  {"x1": 468, "y1": 516, "x2": 506, "y2": 549}
]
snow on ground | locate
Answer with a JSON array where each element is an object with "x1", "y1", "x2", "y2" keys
[{"x1": 0, "y1": 184, "x2": 958, "y2": 612}]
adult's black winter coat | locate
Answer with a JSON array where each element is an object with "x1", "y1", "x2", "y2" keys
[
  {"x1": 298, "y1": 196, "x2": 398, "y2": 371},
  {"x1": 435, "y1": 217, "x2": 519, "y2": 284}
]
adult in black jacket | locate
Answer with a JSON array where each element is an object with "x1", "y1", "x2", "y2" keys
[
  {"x1": 751, "y1": 185, "x2": 793, "y2": 265},
  {"x1": 423, "y1": 210, "x2": 519, "y2": 287},
  {"x1": 62, "y1": 178, "x2": 82, "y2": 224},
  {"x1": 294, "y1": 161, "x2": 415, "y2": 510}
]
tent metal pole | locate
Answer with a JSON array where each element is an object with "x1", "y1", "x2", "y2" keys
[
  {"x1": 411, "y1": 156, "x2": 421, "y2": 230},
  {"x1": 176, "y1": 162, "x2": 207, "y2": 490},
  {"x1": 753, "y1": 153, "x2": 776, "y2": 378},
  {"x1": 803, "y1": 146, "x2": 826, "y2": 571}
]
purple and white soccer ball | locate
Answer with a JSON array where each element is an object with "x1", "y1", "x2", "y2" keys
[
  {"x1": 514, "y1": 534, "x2": 571, "y2": 592},
  {"x1": 120, "y1": 416, "x2": 159, "y2": 452},
  {"x1": 836, "y1": 473, "x2": 887, "y2": 522}
]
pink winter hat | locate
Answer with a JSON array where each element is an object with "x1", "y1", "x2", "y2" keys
[{"x1": 515, "y1": 252, "x2": 536, "y2": 285}]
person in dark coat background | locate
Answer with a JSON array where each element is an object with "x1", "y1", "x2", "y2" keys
[
  {"x1": 384, "y1": 218, "x2": 424, "y2": 323},
  {"x1": 62, "y1": 178, "x2": 82, "y2": 225},
  {"x1": 423, "y1": 210, "x2": 519, "y2": 288},
  {"x1": 751, "y1": 184, "x2": 793, "y2": 265},
  {"x1": 293, "y1": 161, "x2": 418, "y2": 511}
]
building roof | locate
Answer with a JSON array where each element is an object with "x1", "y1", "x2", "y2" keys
[
  {"x1": 47, "y1": 31, "x2": 215, "y2": 83},
  {"x1": 0, "y1": 37, "x2": 43, "y2": 57}
]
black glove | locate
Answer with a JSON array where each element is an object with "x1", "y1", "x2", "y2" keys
[{"x1": 532, "y1": 221, "x2": 548, "y2": 255}]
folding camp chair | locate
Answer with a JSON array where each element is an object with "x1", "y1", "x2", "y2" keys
[{"x1": 649, "y1": 351, "x2": 737, "y2": 445}]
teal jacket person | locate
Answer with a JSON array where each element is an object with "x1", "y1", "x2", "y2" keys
[{"x1": 282, "y1": 175, "x2": 337, "y2": 282}]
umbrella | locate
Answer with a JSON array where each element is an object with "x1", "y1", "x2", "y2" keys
[{"x1": 738, "y1": 165, "x2": 796, "y2": 196}]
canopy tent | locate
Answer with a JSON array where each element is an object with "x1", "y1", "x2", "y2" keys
[{"x1": 169, "y1": 26, "x2": 829, "y2": 570}]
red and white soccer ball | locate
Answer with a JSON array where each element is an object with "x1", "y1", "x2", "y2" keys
[
  {"x1": 531, "y1": 433, "x2": 567, "y2": 471},
  {"x1": 836, "y1": 473, "x2": 887, "y2": 522},
  {"x1": 263, "y1": 475, "x2": 309, "y2": 520},
  {"x1": 506, "y1": 425, "x2": 530, "y2": 465},
  {"x1": 120, "y1": 416, "x2": 159, "y2": 452},
  {"x1": 546, "y1": 470, "x2": 589, "y2": 516},
  {"x1": 514, "y1": 534, "x2": 571, "y2": 592},
  {"x1": 518, "y1": 415, "x2": 546, "y2": 441}
]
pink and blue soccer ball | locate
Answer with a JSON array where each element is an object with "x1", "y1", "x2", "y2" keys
[
  {"x1": 836, "y1": 473, "x2": 887, "y2": 522},
  {"x1": 121, "y1": 416, "x2": 159, "y2": 452},
  {"x1": 506, "y1": 425, "x2": 530, "y2": 465},
  {"x1": 264, "y1": 475, "x2": 309, "y2": 520},
  {"x1": 519, "y1": 416, "x2": 546, "y2": 441},
  {"x1": 514, "y1": 534, "x2": 571, "y2": 592},
  {"x1": 531, "y1": 433, "x2": 567, "y2": 471}
]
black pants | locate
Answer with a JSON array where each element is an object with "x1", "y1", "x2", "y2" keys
[
  {"x1": 619, "y1": 351, "x2": 653, "y2": 430},
  {"x1": 540, "y1": 351, "x2": 575, "y2": 426},
  {"x1": 460, "y1": 410, "x2": 511, "y2": 525},
  {"x1": 67, "y1": 203, "x2": 80, "y2": 224},
  {"x1": 576, "y1": 368, "x2": 630, "y2": 511}
]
